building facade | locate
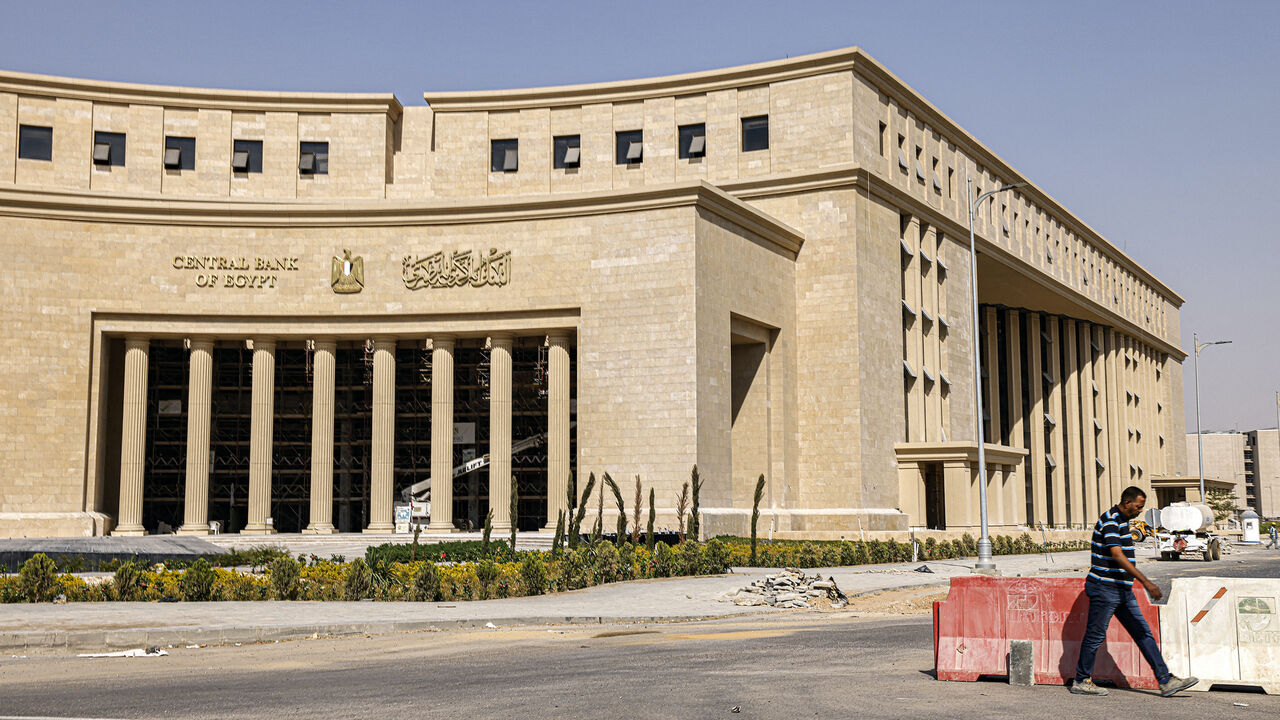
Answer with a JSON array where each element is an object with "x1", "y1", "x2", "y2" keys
[
  {"x1": 1188, "y1": 429, "x2": 1280, "y2": 517},
  {"x1": 0, "y1": 47, "x2": 1187, "y2": 538}
]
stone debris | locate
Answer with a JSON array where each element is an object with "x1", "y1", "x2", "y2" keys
[{"x1": 727, "y1": 569, "x2": 848, "y2": 609}]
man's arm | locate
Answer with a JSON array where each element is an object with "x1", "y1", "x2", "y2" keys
[{"x1": 1110, "y1": 545, "x2": 1162, "y2": 600}]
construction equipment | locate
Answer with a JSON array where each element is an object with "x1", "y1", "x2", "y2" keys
[
  {"x1": 400, "y1": 422, "x2": 576, "y2": 525},
  {"x1": 1154, "y1": 502, "x2": 1220, "y2": 562},
  {"x1": 1129, "y1": 518, "x2": 1154, "y2": 542}
]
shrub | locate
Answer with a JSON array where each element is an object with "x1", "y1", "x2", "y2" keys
[
  {"x1": 344, "y1": 558, "x2": 372, "y2": 600},
  {"x1": 475, "y1": 559, "x2": 499, "y2": 599},
  {"x1": 113, "y1": 561, "x2": 146, "y2": 601},
  {"x1": 410, "y1": 561, "x2": 441, "y2": 602},
  {"x1": 181, "y1": 559, "x2": 218, "y2": 601},
  {"x1": 653, "y1": 541, "x2": 676, "y2": 578},
  {"x1": 703, "y1": 538, "x2": 731, "y2": 574},
  {"x1": 366, "y1": 540, "x2": 511, "y2": 566},
  {"x1": 519, "y1": 553, "x2": 547, "y2": 595},
  {"x1": 591, "y1": 541, "x2": 622, "y2": 584},
  {"x1": 270, "y1": 557, "x2": 302, "y2": 600},
  {"x1": 18, "y1": 554, "x2": 59, "y2": 603}
]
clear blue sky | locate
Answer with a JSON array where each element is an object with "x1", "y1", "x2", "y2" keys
[{"x1": 3, "y1": 0, "x2": 1277, "y2": 433}]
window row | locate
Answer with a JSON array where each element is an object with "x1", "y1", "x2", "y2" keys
[
  {"x1": 16, "y1": 125, "x2": 329, "y2": 175},
  {"x1": 488, "y1": 116, "x2": 769, "y2": 173}
]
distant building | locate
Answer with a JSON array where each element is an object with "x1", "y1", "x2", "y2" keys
[{"x1": 1186, "y1": 430, "x2": 1280, "y2": 517}]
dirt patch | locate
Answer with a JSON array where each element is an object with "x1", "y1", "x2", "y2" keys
[{"x1": 845, "y1": 586, "x2": 948, "y2": 615}]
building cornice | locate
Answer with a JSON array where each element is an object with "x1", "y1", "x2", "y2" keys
[
  {"x1": 0, "y1": 180, "x2": 803, "y2": 256},
  {"x1": 424, "y1": 47, "x2": 867, "y2": 111},
  {"x1": 0, "y1": 70, "x2": 403, "y2": 120}
]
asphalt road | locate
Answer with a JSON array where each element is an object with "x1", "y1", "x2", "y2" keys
[{"x1": 0, "y1": 549, "x2": 1274, "y2": 720}]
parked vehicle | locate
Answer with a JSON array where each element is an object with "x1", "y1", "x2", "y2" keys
[{"x1": 1153, "y1": 502, "x2": 1220, "y2": 561}]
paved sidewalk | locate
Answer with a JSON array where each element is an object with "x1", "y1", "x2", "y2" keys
[{"x1": 0, "y1": 548, "x2": 1124, "y2": 652}]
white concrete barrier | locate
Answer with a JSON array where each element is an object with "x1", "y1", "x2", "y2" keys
[{"x1": 1161, "y1": 577, "x2": 1280, "y2": 693}]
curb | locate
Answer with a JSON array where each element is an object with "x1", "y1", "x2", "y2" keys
[{"x1": 0, "y1": 612, "x2": 767, "y2": 653}]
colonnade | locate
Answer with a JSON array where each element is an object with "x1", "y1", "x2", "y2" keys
[{"x1": 112, "y1": 332, "x2": 573, "y2": 536}]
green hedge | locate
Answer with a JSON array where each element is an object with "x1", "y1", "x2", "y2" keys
[
  {"x1": 713, "y1": 533, "x2": 1089, "y2": 568},
  {"x1": 365, "y1": 539, "x2": 512, "y2": 566},
  {"x1": 1, "y1": 541, "x2": 732, "y2": 604}
]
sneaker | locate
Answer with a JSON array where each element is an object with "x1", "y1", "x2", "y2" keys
[
  {"x1": 1070, "y1": 678, "x2": 1109, "y2": 696},
  {"x1": 1159, "y1": 676, "x2": 1198, "y2": 697}
]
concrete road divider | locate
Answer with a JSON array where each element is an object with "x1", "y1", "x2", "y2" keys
[
  {"x1": 934, "y1": 576, "x2": 1160, "y2": 688},
  {"x1": 1160, "y1": 577, "x2": 1280, "y2": 694}
]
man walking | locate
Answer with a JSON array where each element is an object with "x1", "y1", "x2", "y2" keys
[
  {"x1": 1267, "y1": 523, "x2": 1278, "y2": 550},
  {"x1": 1071, "y1": 486, "x2": 1198, "y2": 697}
]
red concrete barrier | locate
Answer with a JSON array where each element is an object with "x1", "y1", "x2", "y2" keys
[{"x1": 933, "y1": 576, "x2": 1160, "y2": 688}]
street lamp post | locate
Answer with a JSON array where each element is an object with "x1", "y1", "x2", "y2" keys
[
  {"x1": 968, "y1": 178, "x2": 1026, "y2": 572},
  {"x1": 1193, "y1": 332, "x2": 1232, "y2": 503}
]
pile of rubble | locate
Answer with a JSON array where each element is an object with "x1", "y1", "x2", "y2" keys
[{"x1": 727, "y1": 569, "x2": 848, "y2": 609}]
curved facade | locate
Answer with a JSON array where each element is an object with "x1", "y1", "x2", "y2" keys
[{"x1": 0, "y1": 47, "x2": 1186, "y2": 538}]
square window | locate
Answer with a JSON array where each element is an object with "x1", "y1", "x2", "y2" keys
[
  {"x1": 299, "y1": 141, "x2": 328, "y2": 174},
  {"x1": 490, "y1": 138, "x2": 518, "y2": 172},
  {"x1": 553, "y1": 135, "x2": 580, "y2": 169},
  {"x1": 678, "y1": 123, "x2": 706, "y2": 159},
  {"x1": 232, "y1": 139, "x2": 263, "y2": 173},
  {"x1": 92, "y1": 131, "x2": 126, "y2": 166},
  {"x1": 741, "y1": 115, "x2": 768, "y2": 152},
  {"x1": 164, "y1": 136, "x2": 195, "y2": 171},
  {"x1": 616, "y1": 130, "x2": 643, "y2": 164},
  {"x1": 18, "y1": 125, "x2": 52, "y2": 161}
]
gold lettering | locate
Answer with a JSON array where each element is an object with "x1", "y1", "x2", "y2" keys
[{"x1": 173, "y1": 256, "x2": 184, "y2": 269}]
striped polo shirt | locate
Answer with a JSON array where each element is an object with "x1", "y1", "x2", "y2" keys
[{"x1": 1087, "y1": 506, "x2": 1135, "y2": 587}]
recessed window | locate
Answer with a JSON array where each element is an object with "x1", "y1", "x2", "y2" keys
[
  {"x1": 299, "y1": 141, "x2": 328, "y2": 175},
  {"x1": 232, "y1": 139, "x2": 263, "y2": 173},
  {"x1": 878, "y1": 122, "x2": 887, "y2": 157},
  {"x1": 92, "y1": 131, "x2": 126, "y2": 166},
  {"x1": 616, "y1": 130, "x2": 643, "y2": 165},
  {"x1": 18, "y1": 125, "x2": 52, "y2": 161},
  {"x1": 490, "y1": 138, "x2": 518, "y2": 172},
  {"x1": 678, "y1": 123, "x2": 706, "y2": 159},
  {"x1": 741, "y1": 115, "x2": 768, "y2": 152},
  {"x1": 164, "y1": 136, "x2": 195, "y2": 171},
  {"x1": 553, "y1": 135, "x2": 580, "y2": 169}
]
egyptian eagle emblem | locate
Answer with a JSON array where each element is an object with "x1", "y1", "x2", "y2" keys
[{"x1": 331, "y1": 248, "x2": 364, "y2": 294}]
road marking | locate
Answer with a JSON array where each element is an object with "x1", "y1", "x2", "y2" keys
[
  {"x1": 1190, "y1": 587, "x2": 1228, "y2": 624},
  {"x1": 0, "y1": 716, "x2": 133, "y2": 720}
]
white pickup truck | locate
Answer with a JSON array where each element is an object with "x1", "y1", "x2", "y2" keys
[{"x1": 1151, "y1": 503, "x2": 1220, "y2": 562}]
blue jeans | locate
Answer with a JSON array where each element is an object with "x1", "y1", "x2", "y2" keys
[{"x1": 1074, "y1": 578, "x2": 1171, "y2": 684}]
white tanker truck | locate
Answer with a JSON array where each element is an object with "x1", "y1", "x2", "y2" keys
[{"x1": 1150, "y1": 502, "x2": 1221, "y2": 562}]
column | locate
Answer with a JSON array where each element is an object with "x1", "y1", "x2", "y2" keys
[
  {"x1": 943, "y1": 460, "x2": 973, "y2": 530},
  {"x1": 113, "y1": 337, "x2": 149, "y2": 536},
  {"x1": 1091, "y1": 325, "x2": 1113, "y2": 510},
  {"x1": 1046, "y1": 317, "x2": 1066, "y2": 527},
  {"x1": 1004, "y1": 309, "x2": 1025, "y2": 525},
  {"x1": 1104, "y1": 329, "x2": 1127, "y2": 503},
  {"x1": 903, "y1": 217, "x2": 926, "y2": 442},
  {"x1": 545, "y1": 332, "x2": 571, "y2": 529},
  {"x1": 922, "y1": 224, "x2": 942, "y2": 441},
  {"x1": 428, "y1": 335, "x2": 456, "y2": 531},
  {"x1": 982, "y1": 306, "x2": 1002, "y2": 445},
  {"x1": 1063, "y1": 319, "x2": 1085, "y2": 527},
  {"x1": 1078, "y1": 323, "x2": 1100, "y2": 523},
  {"x1": 1026, "y1": 313, "x2": 1048, "y2": 527},
  {"x1": 898, "y1": 463, "x2": 924, "y2": 527},
  {"x1": 366, "y1": 338, "x2": 397, "y2": 533},
  {"x1": 242, "y1": 338, "x2": 276, "y2": 535},
  {"x1": 178, "y1": 339, "x2": 213, "y2": 535},
  {"x1": 488, "y1": 334, "x2": 513, "y2": 532},
  {"x1": 304, "y1": 340, "x2": 337, "y2": 534}
]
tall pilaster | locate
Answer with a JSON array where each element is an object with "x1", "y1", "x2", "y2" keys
[
  {"x1": 1063, "y1": 319, "x2": 1084, "y2": 526},
  {"x1": 489, "y1": 334, "x2": 513, "y2": 532},
  {"x1": 546, "y1": 332, "x2": 571, "y2": 529},
  {"x1": 242, "y1": 338, "x2": 276, "y2": 535},
  {"x1": 305, "y1": 340, "x2": 337, "y2": 534},
  {"x1": 428, "y1": 335, "x2": 456, "y2": 531},
  {"x1": 1004, "y1": 309, "x2": 1026, "y2": 526},
  {"x1": 113, "y1": 337, "x2": 149, "y2": 536},
  {"x1": 1104, "y1": 329, "x2": 1127, "y2": 503},
  {"x1": 983, "y1": 306, "x2": 1002, "y2": 445},
  {"x1": 178, "y1": 339, "x2": 213, "y2": 535},
  {"x1": 1092, "y1": 325, "x2": 1114, "y2": 510},
  {"x1": 1077, "y1": 323, "x2": 1100, "y2": 523},
  {"x1": 366, "y1": 338, "x2": 397, "y2": 533},
  {"x1": 1046, "y1": 317, "x2": 1066, "y2": 526},
  {"x1": 1026, "y1": 313, "x2": 1048, "y2": 526}
]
